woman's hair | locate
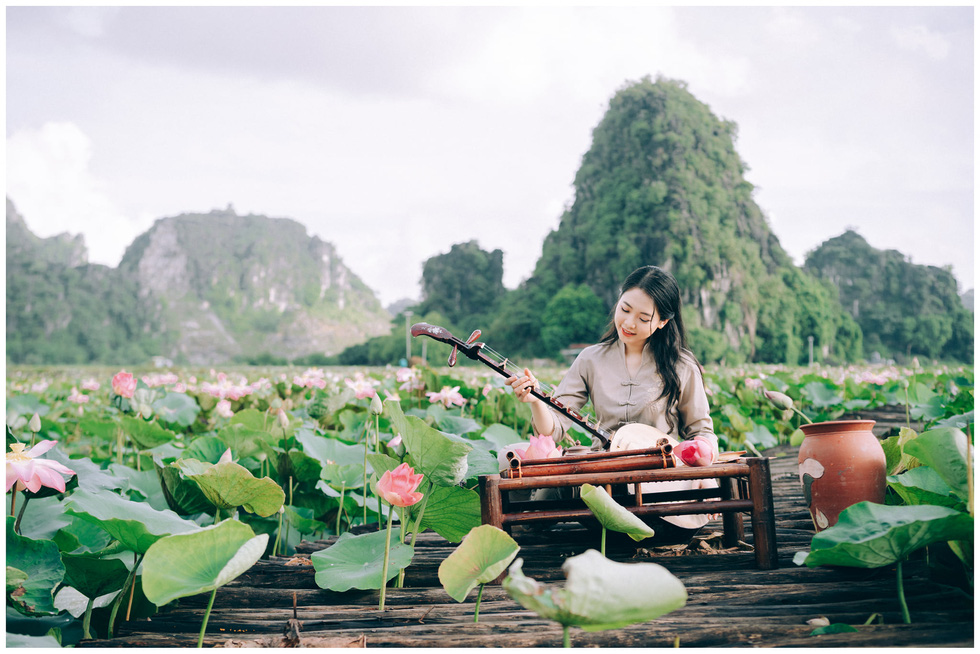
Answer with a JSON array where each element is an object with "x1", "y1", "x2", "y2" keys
[{"x1": 599, "y1": 265, "x2": 703, "y2": 431}]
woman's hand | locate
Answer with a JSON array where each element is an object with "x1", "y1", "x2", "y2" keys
[{"x1": 505, "y1": 368, "x2": 540, "y2": 404}]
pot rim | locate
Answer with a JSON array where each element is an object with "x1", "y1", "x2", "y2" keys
[{"x1": 800, "y1": 419, "x2": 876, "y2": 435}]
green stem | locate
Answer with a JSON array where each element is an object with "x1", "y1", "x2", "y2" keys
[
  {"x1": 896, "y1": 559, "x2": 911, "y2": 624},
  {"x1": 337, "y1": 484, "x2": 346, "y2": 535},
  {"x1": 197, "y1": 587, "x2": 218, "y2": 648},
  {"x1": 379, "y1": 508, "x2": 395, "y2": 611},
  {"x1": 82, "y1": 597, "x2": 94, "y2": 640},
  {"x1": 107, "y1": 553, "x2": 144, "y2": 639},
  {"x1": 9, "y1": 487, "x2": 16, "y2": 519},
  {"x1": 408, "y1": 481, "x2": 434, "y2": 549},
  {"x1": 213, "y1": 508, "x2": 221, "y2": 526},
  {"x1": 14, "y1": 494, "x2": 30, "y2": 534},
  {"x1": 474, "y1": 583, "x2": 484, "y2": 623},
  {"x1": 273, "y1": 510, "x2": 283, "y2": 557},
  {"x1": 904, "y1": 387, "x2": 911, "y2": 429},
  {"x1": 793, "y1": 407, "x2": 813, "y2": 425},
  {"x1": 363, "y1": 422, "x2": 370, "y2": 526},
  {"x1": 600, "y1": 526, "x2": 606, "y2": 557},
  {"x1": 563, "y1": 625, "x2": 571, "y2": 648}
]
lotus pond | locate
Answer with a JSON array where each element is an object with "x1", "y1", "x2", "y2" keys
[{"x1": 5, "y1": 361, "x2": 973, "y2": 647}]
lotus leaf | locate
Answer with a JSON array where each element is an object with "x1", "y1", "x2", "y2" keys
[
  {"x1": 902, "y1": 428, "x2": 970, "y2": 501},
  {"x1": 438, "y1": 525, "x2": 519, "y2": 602},
  {"x1": 802, "y1": 381, "x2": 844, "y2": 408},
  {"x1": 438, "y1": 414, "x2": 481, "y2": 435},
  {"x1": 283, "y1": 505, "x2": 329, "y2": 536},
  {"x1": 887, "y1": 466, "x2": 962, "y2": 509},
  {"x1": 296, "y1": 429, "x2": 364, "y2": 466},
  {"x1": 407, "y1": 484, "x2": 482, "y2": 543},
  {"x1": 6, "y1": 632, "x2": 63, "y2": 648},
  {"x1": 65, "y1": 488, "x2": 201, "y2": 553},
  {"x1": 311, "y1": 529, "x2": 414, "y2": 592},
  {"x1": 183, "y1": 436, "x2": 231, "y2": 464},
  {"x1": 160, "y1": 463, "x2": 214, "y2": 515},
  {"x1": 43, "y1": 450, "x2": 121, "y2": 494},
  {"x1": 61, "y1": 552, "x2": 130, "y2": 600},
  {"x1": 321, "y1": 462, "x2": 365, "y2": 489},
  {"x1": 141, "y1": 519, "x2": 268, "y2": 606},
  {"x1": 152, "y1": 392, "x2": 201, "y2": 428},
  {"x1": 178, "y1": 459, "x2": 285, "y2": 516},
  {"x1": 120, "y1": 415, "x2": 177, "y2": 450},
  {"x1": 580, "y1": 484, "x2": 656, "y2": 542},
  {"x1": 6, "y1": 517, "x2": 65, "y2": 616},
  {"x1": 503, "y1": 550, "x2": 687, "y2": 630},
  {"x1": 479, "y1": 423, "x2": 526, "y2": 450},
  {"x1": 78, "y1": 418, "x2": 117, "y2": 442},
  {"x1": 794, "y1": 502, "x2": 974, "y2": 568},
  {"x1": 218, "y1": 424, "x2": 277, "y2": 460},
  {"x1": 385, "y1": 399, "x2": 470, "y2": 486},
  {"x1": 108, "y1": 463, "x2": 170, "y2": 511}
]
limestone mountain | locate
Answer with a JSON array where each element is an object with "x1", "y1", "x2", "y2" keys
[
  {"x1": 488, "y1": 76, "x2": 860, "y2": 365},
  {"x1": 6, "y1": 201, "x2": 391, "y2": 365}
]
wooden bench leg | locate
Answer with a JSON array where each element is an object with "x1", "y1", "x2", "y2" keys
[
  {"x1": 479, "y1": 475, "x2": 509, "y2": 584},
  {"x1": 746, "y1": 458, "x2": 778, "y2": 569},
  {"x1": 719, "y1": 476, "x2": 744, "y2": 548}
]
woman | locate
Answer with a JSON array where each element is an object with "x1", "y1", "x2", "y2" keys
[{"x1": 506, "y1": 265, "x2": 719, "y2": 542}]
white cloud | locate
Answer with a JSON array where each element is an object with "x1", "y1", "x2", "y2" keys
[
  {"x1": 890, "y1": 24, "x2": 950, "y2": 60},
  {"x1": 6, "y1": 122, "x2": 145, "y2": 267}
]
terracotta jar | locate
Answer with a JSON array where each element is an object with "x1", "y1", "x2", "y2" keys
[{"x1": 798, "y1": 420, "x2": 885, "y2": 531}]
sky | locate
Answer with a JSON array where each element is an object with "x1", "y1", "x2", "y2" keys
[{"x1": 5, "y1": 5, "x2": 975, "y2": 307}]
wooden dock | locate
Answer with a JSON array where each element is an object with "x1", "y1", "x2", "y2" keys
[{"x1": 88, "y1": 445, "x2": 973, "y2": 648}]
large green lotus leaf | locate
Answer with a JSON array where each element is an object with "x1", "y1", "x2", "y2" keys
[
  {"x1": 218, "y1": 424, "x2": 277, "y2": 460},
  {"x1": 438, "y1": 525, "x2": 519, "y2": 602},
  {"x1": 321, "y1": 462, "x2": 365, "y2": 489},
  {"x1": 43, "y1": 450, "x2": 121, "y2": 494},
  {"x1": 283, "y1": 505, "x2": 329, "y2": 536},
  {"x1": 61, "y1": 552, "x2": 130, "y2": 600},
  {"x1": 503, "y1": 550, "x2": 687, "y2": 630},
  {"x1": 296, "y1": 429, "x2": 365, "y2": 466},
  {"x1": 53, "y1": 513, "x2": 113, "y2": 554},
  {"x1": 438, "y1": 414, "x2": 481, "y2": 435},
  {"x1": 178, "y1": 460, "x2": 285, "y2": 516},
  {"x1": 16, "y1": 496, "x2": 72, "y2": 542},
  {"x1": 6, "y1": 632, "x2": 63, "y2": 648},
  {"x1": 794, "y1": 502, "x2": 975, "y2": 569},
  {"x1": 802, "y1": 381, "x2": 844, "y2": 408},
  {"x1": 932, "y1": 410, "x2": 974, "y2": 431},
  {"x1": 478, "y1": 423, "x2": 526, "y2": 450},
  {"x1": 229, "y1": 408, "x2": 274, "y2": 433},
  {"x1": 108, "y1": 463, "x2": 170, "y2": 511},
  {"x1": 152, "y1": 392, "x2": 201, "y2": 429},
  {"x1": 6, "y1": 517, "x2": 65, "y2": 616},
  {"x1": 366, "y1": 452, "x2": 401, "y2": 479},
  {"x1": 903, "y1": 428, "x2": 970, "y2": 501},
  {"x1": 887, "y1": 467, "x2": 963, "y2": 509},
  {"x1": 580, "y1": 484, "x2": 656, "y2": 542},
  {"x1": 275, "y1": 448, "x2": 324, "y2": 484},
  {"x1": 183, "y1": 435, "x2": 230, "y2": 464},
  {"x1": 409, "y1": 484, "x2": 482, "y2": 543},
  {"x1": 385, "y1": 399, "x2": 470, "y2": 486},
  {"x1": 65, "y1": 488, "x2": 201, "y2": 553},
  {"x1": 77, "y1": 418, "x2": 117, "y2": 442},
  {"x1": 142, "y1": 519, "x2": 268, "y2": 606},
  {"x1": 159, "y1": 463, "x2": 214, "y2": 515},
  {"x1": 119, "y1": 415, "x2": 178, "y2": 450},
  {"x1": 311, "y1": 529, "x2": 414, "y2": 592}
]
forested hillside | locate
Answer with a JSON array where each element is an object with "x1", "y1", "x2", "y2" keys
[
  {"x1": 341, "y1": 77, "x2": 969, "y2": 366},
  {"x1": 6, "y1": 203, "x2": 390, "y2": 365}
]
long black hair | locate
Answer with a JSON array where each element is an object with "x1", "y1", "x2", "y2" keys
[{"x1": 599, "y1": 265, "x2": 703, "y2": 431}]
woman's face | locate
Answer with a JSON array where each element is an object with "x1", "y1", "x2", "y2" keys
[{"x1": 614, "y1": 287, "x2": 668, "y2": 349}]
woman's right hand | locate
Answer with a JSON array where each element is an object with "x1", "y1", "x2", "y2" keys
[{"x1": 505, "y1": 368, "x2": 540, "y2": 404}]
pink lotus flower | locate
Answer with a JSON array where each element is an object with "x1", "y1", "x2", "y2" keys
[
  {"x1": 6, "y1": 441, "x2": 76, "y2": 493},
  {"x1": 112, "y1": 371, "x2": 137, "y2": 398},
  {"x1": 215, "y1": 399, "x2": 234, "y2": 418},
  {"x1": 745, "y1": 378, "x2": 763, "y2": 390},
  {"x1": 426, "y1": 386, "x2": 466, "y2": 408},
  {"x1": 516, "y1": 434, "x2": 562, "y2": 461},
  {"x1": 376, "y1": 462, "x2": 424, "y2": 507},
  {"x1": 67, "y1": 387, "x2": 90, "y2": 404},
  {"x1": 388, "y1": 434, "x2": 403, "y2": 449},
  {"x1": 345, "y1": 374, "x2": 378, "y2": 399},
  {"x1": 673, "y1": 437, "x2": 717, "y2": 467},
  {"x1": 81, "y1": 378, "x2": 100, "y2": 391}
]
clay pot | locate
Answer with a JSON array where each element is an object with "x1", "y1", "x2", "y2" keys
[{"x1": 798, "y1": 420, "x2": 885, "y2": 531}]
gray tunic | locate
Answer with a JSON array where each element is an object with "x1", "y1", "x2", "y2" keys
[{"x1": 541, "y1": 340, "x2": 716, "y2": 448}]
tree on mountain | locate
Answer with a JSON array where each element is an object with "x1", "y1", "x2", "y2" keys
[{"x1": 414, "y1": 241, "x2": 506, "y2": 333}]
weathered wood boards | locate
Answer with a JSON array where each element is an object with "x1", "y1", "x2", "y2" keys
[{"x1": 83, "y1": 446, "x2": 974, "y2": 648}]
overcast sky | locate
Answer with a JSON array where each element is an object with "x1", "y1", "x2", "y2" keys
[{"x1": 6, "y1": 5, "x2": 974, "y2": 307}]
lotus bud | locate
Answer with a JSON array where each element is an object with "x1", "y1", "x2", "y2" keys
[
  {"x1": 28, "y1": 413, "x2": 41, "y2": 433},
  {"x1": 370, "y1": 394, "x2": 384, "y2": 416},
  {"x1": 218, "y1": 448, "x2": 234, "y2": 464},
  {"x1": 277, "y1": 408, "x2": 290, "y2": 429},
  {"x1": 763, "y1": 390, "x2": 794, "y2": 411}
]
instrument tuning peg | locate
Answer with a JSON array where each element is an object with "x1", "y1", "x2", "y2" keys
[
  {"x1": 466, "y1": 330, "x2": 481, "y2": 345},
  {"x1": 448, "y1": 345, "x2": 458, "y2": 367}
]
